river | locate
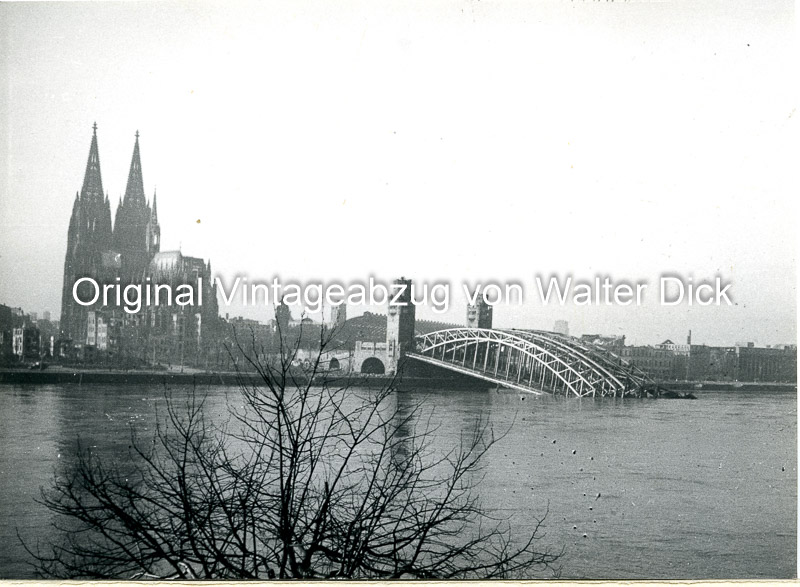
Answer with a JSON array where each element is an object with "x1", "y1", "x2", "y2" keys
[{"x1": 0, "y1": 382, "x2": 795, "y2": 579}]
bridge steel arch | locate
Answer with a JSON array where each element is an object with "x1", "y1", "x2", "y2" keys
[{"x1": 407, "y1": 328, "x2": 653, "y2": 397}]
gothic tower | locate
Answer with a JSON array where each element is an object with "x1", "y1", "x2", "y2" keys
[
  {"x1": 60, "y1": 123, "x2": 114, "y2": 341},
  {"x1": 113, "y1": 131, "x2": 152, "y2": 281},
  {"x1": 146, "y1": 190, "x2": 161, "y2": 254}
]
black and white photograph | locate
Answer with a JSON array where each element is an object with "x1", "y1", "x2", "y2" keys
[{"x1": 0, "y1": 0, "x2": 796, "y2": 581}]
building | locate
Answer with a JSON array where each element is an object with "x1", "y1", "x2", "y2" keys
[
  {"x1": 687, "y1": 345, "x2": 735, "y2": 381},
  {"x1": 288, "y1": 316, "x2": 318, "y2": 329},
  {"x1": 654, "y1": 338, "x2": 690, "y2": 356},
  {"x1": 146, "y1": 251, "x2": 219, "y2": 365},
  {"x1": 12, "y1": 326, "x2": 40, "y2": 361},
  {"x1": 553, "y1": 320, "x2": 569, "y2": 336},
  {"x1": 0, "y1": 304, "x2": 62, "y2": 363},
  {"x1": 60, "y1": 125, "x2": 219, "y2": 365},
  {"x1": 0, "y1": 304, "x2": 15, "y2": 363},
  {"x1": 685, "y1": 344, "x2": 796, "y2": 383},
  {"x1": 620, "y1": 345, "x2": 686, "y2": 381},
  {"x1": 734, "y1": 344, "x2": 796, "y2": 382},
  {"x1": 84, "y1": 310, "x2": 115, "y2": 351}
]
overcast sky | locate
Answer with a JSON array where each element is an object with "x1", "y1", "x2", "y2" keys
[{"x1": 0, "y1": 0, "x2": 796, "y2": 346}]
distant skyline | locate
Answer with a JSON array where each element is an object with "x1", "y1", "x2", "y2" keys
[{"x1": 0, "y1": 1, "x2": 796, "y2": 347}]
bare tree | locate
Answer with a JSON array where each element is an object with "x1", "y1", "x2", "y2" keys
[{"x1": 21, "y1": 321, "x2": 562, "y2": 579}]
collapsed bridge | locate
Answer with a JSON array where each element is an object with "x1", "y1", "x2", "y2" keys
[{"x1": 407, "y1": 328, "x2": 654, "y2": 398}]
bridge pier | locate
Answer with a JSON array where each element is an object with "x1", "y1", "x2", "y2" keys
[{"x1": 386, "y1": 277, "x2": 415, "y2": 375}]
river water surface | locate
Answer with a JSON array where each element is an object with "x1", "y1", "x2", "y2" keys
[{"x1": 0, "y1": 382, "x2": 795, "y2": 579}]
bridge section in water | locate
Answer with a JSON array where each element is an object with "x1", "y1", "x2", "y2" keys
[{"x1": 408, "y1": 328, "x2": 654, "y2": 397}]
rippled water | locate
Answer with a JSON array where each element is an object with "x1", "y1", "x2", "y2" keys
[{"x1": 0, "y1": 382, "x2": 795, "y2": 579}]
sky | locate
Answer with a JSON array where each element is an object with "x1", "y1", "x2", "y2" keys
[{"x1": 0, "y1": 0, "x2": 796, "y2": 346}]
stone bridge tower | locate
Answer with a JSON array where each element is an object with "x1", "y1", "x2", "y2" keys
[
  {"x1": 466, "y1": 290, "x2": 493, "y2": 329},
  {"x1": 386, "y1": 277, "x2": 415, "y2": 374}
]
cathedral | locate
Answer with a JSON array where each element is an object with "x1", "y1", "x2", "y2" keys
[{"x1": 60, "y1": 124, "x2": 219, "y2": 365}]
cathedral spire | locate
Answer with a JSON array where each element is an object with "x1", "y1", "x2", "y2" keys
[
  {"x1": 145, "y1": 188, "x2": 161, "y2": 255},
  {"x1": 81, "y1": 122, "x2": 104, "y2": 201},
  {"x1": 62, "y1": 125, "x2": 111, "y2": 340},
  {"x1": 67, "y1": 191, "x2": 80, "y2": 235},
  {"x1": 124, "y1": 130, "x2": 146, "y2": 206},
  {"x1": 151, "y1": 189, "x2": 158, "y2": 222},
  {"x1": 113, "y1": 131, "x2": 151, "y2": 258}
]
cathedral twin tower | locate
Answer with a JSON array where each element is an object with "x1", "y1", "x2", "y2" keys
[{"x1": 60, "y1": 124, "x2": 216, "y2": 355}]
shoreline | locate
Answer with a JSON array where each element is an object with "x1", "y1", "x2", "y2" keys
[
  {"x1": 0, "y1": 367, "x2": 487, "y2": 390},
  {"x1": 0, "y1": 368, "x2": 795, "y2": 392}
]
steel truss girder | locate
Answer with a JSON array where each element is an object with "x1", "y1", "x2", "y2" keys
[{"x1": 410, "y1": 328, "x2": 654, "y2": 397}]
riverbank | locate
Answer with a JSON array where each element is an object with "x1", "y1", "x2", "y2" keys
[
  {"x1": 0, "y1": 366, "x2": 487, "y2": 390},
  {"x1": 0, "y1": 367, "x2": 795, "y2": 392},
  {"x1": 660, "y1": 380, "x2": 796, "y2": 392}
]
